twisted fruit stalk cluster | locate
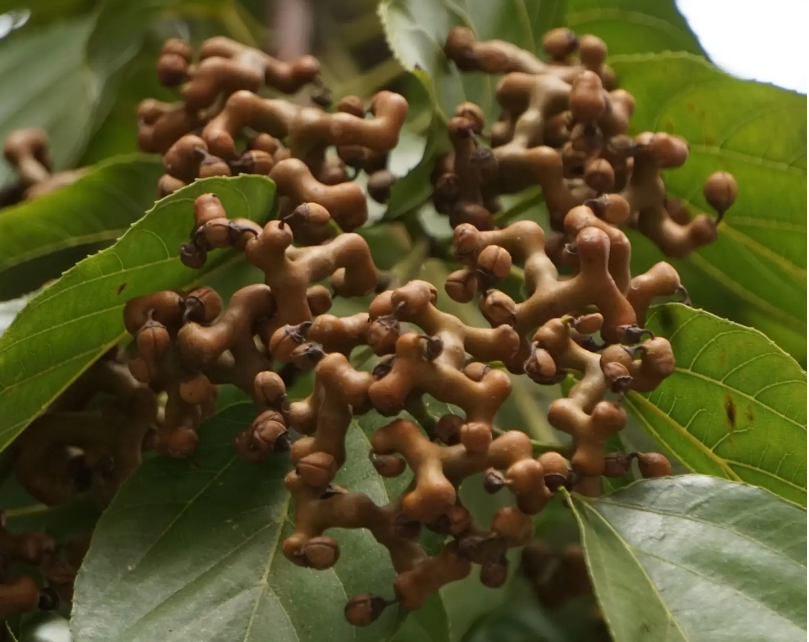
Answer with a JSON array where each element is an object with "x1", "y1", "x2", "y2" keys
[
  {"x1": 119, "y1": 26, "x2": 733, "y2": 625},
  {"x1": 436, "y1": 27, "x2": 737, "y2": 259},
  {"x1": 0, "y1": 511, "x2": 90, "y2": 621},
  {"x1": 2, "y1": 129, "x2": 88, "y2": 201},
  {"x1": 3, "y1": 26, "x2": 739, "y2": 626},
  {"x1": 521, "y1": 540, "x2": 611, "y2": 641},
  {"x1": 139, "y1": 36, "x2": 405, "y2": 245},
  {"x1": 1, "y1": 352, "x2": 155, "y2": 622},
  {"x1": 13, "y1": 350, "x2": 158, "y2": 507},
  {"x1": 121, "y1": 181, "x2": 689, "y2": 625}
]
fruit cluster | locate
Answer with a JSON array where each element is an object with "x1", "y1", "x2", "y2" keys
[
  {"x1": 2, "y1": 25, "x2": 738, "y2": 627},
  {"x1": 139, "y1": 35, "x2": 404, "y2": 245}
]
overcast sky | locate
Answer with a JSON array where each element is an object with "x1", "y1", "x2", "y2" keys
[{"x1": 678, "y1": 0, "x2": 807, "y2": 93}]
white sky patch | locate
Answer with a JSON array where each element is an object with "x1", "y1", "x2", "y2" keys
[{"x1": 677, "y1": 0, "x2": 807, "y2": 93}]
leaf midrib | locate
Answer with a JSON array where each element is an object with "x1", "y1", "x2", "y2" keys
[{"x1": 632, "y1": 546, "x2": 806, "y2": 630}]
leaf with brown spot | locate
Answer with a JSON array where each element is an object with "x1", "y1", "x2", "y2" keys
[
  {"x1": 626, "y1": 304, "x2": 807, "y2": 506},
  {"x1": 725, "y1": 394, "x2": 737, "y2": 430}
]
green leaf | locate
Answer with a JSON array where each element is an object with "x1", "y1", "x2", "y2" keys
[
  {"x1": 0, "y1": 0, "x2": 92, "y2": 24},
  {"x1": 0, "y1": 175, "x2": 276, "y2": 454},
  {"x1": 0, "y1": 155, "x2": 163, "y2": 301},
  {"x1": 564, "y1": 0, "x2": 706, "y2": 57},
  {"x1": 3, "y1": 495, "x2": 101, "y2": 541},
  {"x1": 378, "y1": 0, "x2": 561, "y2": 121},
  {"x1": 71, "y1": 403, "x2": 449, "y2": 642},
  {"x1": 0, "y1": 0, "x2": 198, "y2": 189},
  {"x1": 613, "y1": 53, "x2": 807, "y2": 356},
  {"x1": 2, "y1": 621, "x2": 19, "y2": 642},
  {"x1": 569, "y1": 475, "x2": 807, "y2": 642},
  {"x1": 0, "y1": 18, "x2": 100, "y2": 187},
  {"x1": 377, "y1": 0, "x2": 564, "y2": 222},
  {"x1": 78, "y1": 53, "x2": 175, "y2": 165},
  {"x1": 625, "y1": 304, "x2": 807, "y2": 506}
]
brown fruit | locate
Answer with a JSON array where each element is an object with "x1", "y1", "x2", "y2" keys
[
  {"x1": 254, "y1": 371, "x2": 287, "y2": 406},
  {"x1": 543, "y1": 28, "x2": 579, "y2": 59},
  {"x1": 179, "y1": 372, "x2": 214, "y2": 404},
  {"x1": 477, "y1": 245, "x2": 513, "y2": 281},
  {"x1": 602, "y1": 452, "x2": 632, "y2": 477},
  {"x1": 369, "y1": 452, "x2": 406, "y2": 477},
  {"x1": 296, "y1": 452, "x2": 338, "y2": 487},
  {"x1": 301, "y1": 536, "x2": 340, "y2": 569},
  {"x1": 584, "y1": 158, "x2": 615, "y2": 193},
  {"x1": 436, "y1": 415, "x2": 463, "y2": 445},
  {"x1": 344, "y1": 593, "x2": 388, "y2": 627},
  {"x1": 491, "y1": 507, "x2": 533, "y2": 545},
  {"x1": 367, "y1": 169, "x2": 397, "y2": 204},
  {"x1": 637, "y1": 452, "x2": 672, "y2": 478},
  {"x1": 703, "y1": 171, "x2": 738, "y2": 215},
  {"x1": 480, "y1": 557, "x2": 509, "y2": 588},
  {"x1": 579, "y1": 35, "x2": 607, "y2": 69},
  {"x1": 136, "y1": 321, "x2": 170, "y2": 362}
]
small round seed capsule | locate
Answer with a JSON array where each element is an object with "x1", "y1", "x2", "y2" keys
[
  {"x1": 301, "y1": 536, "x2": 340, "y2": 570},
  {"x1": 296, "y1": 452, "x2": 338, "y2": 487},
  {"x1": 367, "y1": 169, "x2": 397, "y2": 204},
  {"x1": 254, "y1": 371, "x2": 287, "y2": 407},
  {"x1": 543, "y1": 28, "x2": 579, "y2": 59},
  {"x1": 179, "y1": 372, "x2": 214, "y2": 404},
  {"x1": 136, "y1": 320, "x2": 170, "y2": 362},
  {"x1": 445, "y1": 270, "x2": 477, "y2": 303},
  {"x1": 436, "y1": 415, "x2": 463, "y2": 445},
  {"x1": 602, "y1": 452, "x2": 632, "y2": 477},
  {"x1": 480, "y1": 556, "x2": 509, "y2": 588},
  {"x1": 157, "y1": 53, "x2": 189, "y2": 87},
  {"x1": 477, "y1": 245, "x2": 512, "y2": 281},
  {"x1": 491, "y1": 507, "x2": 533, "y2": 545},
  {"x1": 703, "y1": 171, "x2": 738, "y2": 216},
  {"x1": 369, "y1": 452, "x2": 407, "y2": 477},
  {"x1": 637, "y1": 452, "x2": 673, "y2": 478},
  {"x1": 579, "y1": 35, "x2": 607, "y2": 69}
]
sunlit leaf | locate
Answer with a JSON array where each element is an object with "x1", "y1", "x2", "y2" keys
[{"x1": 626, "y1": 304, "x2": 807, "y2": 506}]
